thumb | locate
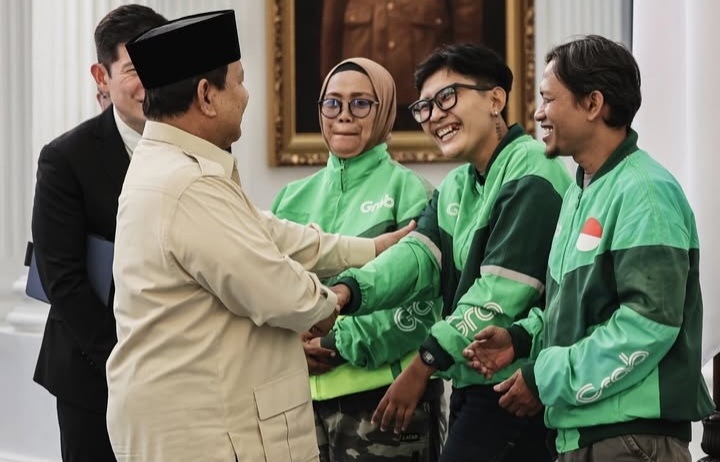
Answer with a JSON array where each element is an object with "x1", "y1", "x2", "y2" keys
[
  {"x1": 396, "y1": 220, "x2": 416, "y2": 237},
  {"x1": 474, "y1": 326, "x2": 497, "y2": 341},
  {"x1": 493, "y1": 375, "x2": 514, "y2": 393}
]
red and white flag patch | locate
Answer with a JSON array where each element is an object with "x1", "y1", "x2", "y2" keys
[{"x1": 576, "y1": 217, "x2": 603, "y2": 251}]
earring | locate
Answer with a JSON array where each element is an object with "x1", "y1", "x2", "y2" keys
[{"x1": 493, "y1": 110, "x2": 498, "y2": 116}]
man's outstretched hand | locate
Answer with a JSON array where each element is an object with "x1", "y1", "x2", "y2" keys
[
  {"x1": 330, "y1": 284, "x2": 351, "y2": 313},
  {"x1": 309, "y1": 310, "x2": 338, "y2": 338},
  {"x1": 300, "y1": 331, "x2": 336, "y2": 375},
  {"x1": 462, "y1": 326, "x2": 515, "y2": 379}
]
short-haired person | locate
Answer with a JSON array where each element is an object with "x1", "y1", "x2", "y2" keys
[
  {"x1": 272, "y1": 57, "x2": 444, "y2": 461},
  {"x1": 106, "y1": 10, "x2": 412, "y2": 462},
  {"x1": 464, "y1": 35, "x2": 714, "y2": 462},
  {"x1": 329, "y1": 43, "x2": 572, "y2": 461},
  {"x1": 30, "y1": 5, "x2": 166, "y2": 461}
]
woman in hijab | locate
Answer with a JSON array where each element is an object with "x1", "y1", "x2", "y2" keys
[{"x1": 272, "y1": 57, "x2": 445, "y2": 462}]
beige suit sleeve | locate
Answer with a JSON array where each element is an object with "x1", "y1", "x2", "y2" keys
[
  {"x1": 258, "y1": 210, "x2": 375, "y2": 279},
  {"x1": 167, "y1": 178, "x2": 341, "y2": 333}
]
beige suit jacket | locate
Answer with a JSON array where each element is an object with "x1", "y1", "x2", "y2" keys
[{"x1": 106, "y1": 122, "x2": 374, "y2": 462}]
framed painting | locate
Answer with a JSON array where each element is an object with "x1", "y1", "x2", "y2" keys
[{"x1": 267, "y1": 0, "x2": 536, "y2": 166}]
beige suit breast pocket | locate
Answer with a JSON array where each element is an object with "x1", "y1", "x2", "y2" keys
[{"x1": 254, "y1": 370, "x2": 318, "y2": 462}]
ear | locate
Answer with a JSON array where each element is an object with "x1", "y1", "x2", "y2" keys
[
  {"x1": 90, "y1": 63, "x2": 109, "y2": 94},
  {"x1": 490, "y1": 86, "x2": 507, "y2": 115},
  {"x1": 583, "y1": 90, "x2": 605, "y2": 122},
  {"x1": 196, "y1": 79, "x2": 217, "y2": 117}
]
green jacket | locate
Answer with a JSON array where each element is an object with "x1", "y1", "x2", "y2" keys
[
  {"x1": 339, "y1": 125, "x2": 572, "y2": 387},
  {"x1": 512, "y1": 130, "x2": 714, "y2": 453},
  {"x1": 272, "y1": 143, "x2": 440, "y2": 400}
]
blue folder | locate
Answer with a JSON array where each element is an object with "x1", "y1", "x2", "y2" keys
[{"x1": 25, "y1": 235, "x2": 114, "y2": 306}]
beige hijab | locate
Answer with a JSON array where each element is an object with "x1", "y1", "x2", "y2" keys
[{"x1": 318, "y1": 57, "x2": 397, "y2": 154}]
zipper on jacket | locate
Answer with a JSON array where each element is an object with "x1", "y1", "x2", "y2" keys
[
  {"x1": 339, "y1": 159, "x2": 346, "y2": 193},
  {"x1": 334, "y1": 159, "x2": 345, "y2": 215},
  {"x1": 558, "y1": 187, "x2": 583, "y2": 281}
]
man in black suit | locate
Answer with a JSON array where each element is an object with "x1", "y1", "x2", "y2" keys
[{"x1": 30, "y1": 5, "x2": 166, "y2": 462}]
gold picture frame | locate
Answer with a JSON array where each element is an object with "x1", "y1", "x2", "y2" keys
[{"x1": 267, "y1": 0, "x2": 536, "y2": 166}]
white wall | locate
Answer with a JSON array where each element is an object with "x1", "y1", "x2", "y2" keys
[{"x1": 534, "y1": 0, "x2": 632, "y2": 172}]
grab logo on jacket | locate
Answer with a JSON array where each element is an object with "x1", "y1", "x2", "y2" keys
[
  {"x1": 360, "y1": 194, "x2": 395, "y2": 213},
  {"x1": 576, "y1": 217, "x2": 603, "y2": 251},
  {"x1": 447, "y1": 302, "x2": 504, "y2": 336},
  {"x1": 394, "y1": 300, "x2": 435, "y2": 332},
  {"x1": 575, "y1": 350, "x2": 649, "y2": 403}
]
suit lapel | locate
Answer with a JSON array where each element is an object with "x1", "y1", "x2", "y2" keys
[{"x1": 95, "y1": 107, "x2": 131, "y2": 191}]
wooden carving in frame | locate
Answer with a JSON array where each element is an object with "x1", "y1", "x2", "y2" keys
[{"x1": 267, "y1": 0, "x2": 536, "y2": 166}]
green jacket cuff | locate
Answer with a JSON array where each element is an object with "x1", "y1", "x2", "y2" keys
[
  {"x1": 320, "y1": 331, "x2": 347, "y2": 366},
  {"x1": 508, "y1": 324, "x2": 532, "y2": 359},
  {"x1": 336, "y1": 277, "x2": 361, "y2": 314},
  {"x1": 520, "y1": 361, "x2": 539, "y2": 399}
]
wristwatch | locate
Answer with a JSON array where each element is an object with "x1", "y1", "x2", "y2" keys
[{"x1": 419, "y1": 348, "x2": 437, "y2": 368}]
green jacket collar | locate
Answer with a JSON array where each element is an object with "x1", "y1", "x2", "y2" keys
[
  {"x1": 576, "y1": 128, "x2": 639, "y2": 188},
  {"x1": 326, "y1": 143, "x2": 390, "y2": 190},
  {"x1": 471, "y1": 124, "x2": 525, "y2": 185}
]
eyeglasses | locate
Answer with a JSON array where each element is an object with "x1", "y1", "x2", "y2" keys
[
  {"x1": 408, "y1": 83, "x2": 495, "y2": 124},
  {"x1": 318, "y1": 98, "x2": 378, "y2": 119}
]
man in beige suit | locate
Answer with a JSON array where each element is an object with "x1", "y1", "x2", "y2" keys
[{"x1": 106, "y1": 10, "x2": 412, "y2": 462}]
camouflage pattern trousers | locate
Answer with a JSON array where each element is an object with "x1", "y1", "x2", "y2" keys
[{"x1": 313, "y1": 380, "x2": 447, "y2": 462}]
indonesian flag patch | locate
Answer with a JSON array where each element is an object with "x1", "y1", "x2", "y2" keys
[{"x1": 576, "y1": 217, "x2": 603, "y2": 251}]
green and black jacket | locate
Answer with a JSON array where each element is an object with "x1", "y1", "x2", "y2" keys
[
  {"x1": 339, "y1": 125, "x2": 572, "y2": 387},
  {"x1": 272, "y1": 143, "x2": 441, "y2": 400},
  {"x1": 511, "y1": 129, "x2": 714, "y2": 453}
]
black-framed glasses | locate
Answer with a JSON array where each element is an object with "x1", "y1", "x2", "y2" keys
[
  {"x1": 318, "y1": 98, "x2": 378, "y2": 119},
  {"x1": 408, "y1": 83, "x2": 494, "y2": 123}
]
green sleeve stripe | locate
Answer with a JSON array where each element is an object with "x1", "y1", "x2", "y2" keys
[
  {"x1": 480, "y1": 265, "x2": 544, "y2": 294},
  {"x1": 409, "y1": 231, "x2": 441, "y2": 266}
]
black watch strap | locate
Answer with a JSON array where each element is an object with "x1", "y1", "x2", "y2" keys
[{"x1": 419, "y1": 347, "x2": 437, "y2": 368}]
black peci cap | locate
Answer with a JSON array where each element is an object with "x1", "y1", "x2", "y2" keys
[{"x1": 126, "y1": 10, "x2": 241, "y2": 89}]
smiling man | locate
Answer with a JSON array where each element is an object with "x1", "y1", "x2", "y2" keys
[
  {"x1": 328, "y1": 44, "x2": 572, "y2": 461},
  {"x1": 30, "y1": 5, "x2": 167, "y2": 462},
  {"x1": 464, "y1": 35, "x2": 714, "y2": 462},
  {"x1": 106, "y1": 11, "x2": 414, "y2": 462}
]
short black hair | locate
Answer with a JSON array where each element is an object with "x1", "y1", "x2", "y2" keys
[
  {"x1": 414, "y1": 43, "x2": 513, "y2": 95},
  {"x1": 94, "y1": 4, "x2": 167, "y2": 75},
  {"x1": 143, "y1": 66, "x2": 229, "y2": 119},
  {"x1": 545, "y1": 35, "x2": 641, "y2": 128}
]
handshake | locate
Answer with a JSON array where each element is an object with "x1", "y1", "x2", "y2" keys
[
  {"x1": 309, "y1": 284, "x2": 352, "y2": 337},
  {"x1": 301, "y1": 220, "x2": 416, "y2": 375},
  {"x1": 302, "y1": 284, "x2": 352, "y2": 375}
]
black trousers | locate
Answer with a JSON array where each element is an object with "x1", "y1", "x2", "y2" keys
[
  {"x1": 439, "y1": 384, "x2": 553, "y2": 462},
  {"x1": 56, "y1": 398, "x2": 116, "y2": 462}
]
